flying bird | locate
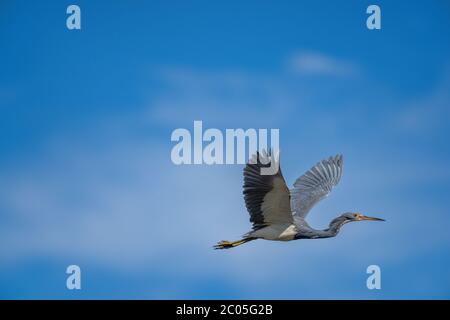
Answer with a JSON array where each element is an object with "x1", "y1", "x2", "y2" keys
[{"x1": 214, "y1": 151, "x2": 384, "y2": 249}]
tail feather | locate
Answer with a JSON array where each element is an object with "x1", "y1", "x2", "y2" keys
[{"x1": 213, "y1": 238, "x2": 255, "y2": 250}]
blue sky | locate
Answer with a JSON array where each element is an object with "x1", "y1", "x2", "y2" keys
[{"x1": 0, "y1": 0, "x2": 450, "y2": 299}]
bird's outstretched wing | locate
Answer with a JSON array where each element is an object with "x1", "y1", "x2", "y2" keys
[
  {"x1": 243, "y1": 150, "x2": 293, "y2": 229},
  {"x1": 290, "y1": 155, "x2": 343, "y2": 220}
]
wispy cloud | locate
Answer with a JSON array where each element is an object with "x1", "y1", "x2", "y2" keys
[
  {"x1": 288, "y1": 51, "x2": 359, "y2": 77},
  {"x1": 395, "y1": 71, "x2": 450, "y2": 133},
  {"x1": 146, "y1": 67, "x2": 298, "y2": 128}
]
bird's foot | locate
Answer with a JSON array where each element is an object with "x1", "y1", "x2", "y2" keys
[{"x1": 214, "y1": 240, "x2": 236, "y2": 250}]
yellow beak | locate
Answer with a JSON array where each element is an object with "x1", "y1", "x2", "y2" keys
[{"x1": 359, "y1": 214, "x2": 385, "y2": 222}]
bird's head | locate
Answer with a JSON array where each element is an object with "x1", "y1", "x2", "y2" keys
[{"x1": 342, "y1": 212, "x2": 385, "y2": 222}]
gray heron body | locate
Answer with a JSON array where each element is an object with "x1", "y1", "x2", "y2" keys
[{"x1": 214, "y1": 151, "x2": 384, "y2": 249}]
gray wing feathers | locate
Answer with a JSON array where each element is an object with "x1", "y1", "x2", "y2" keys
[
  {"x1": 243, "y1": 151, "x2": 293, "y2": 229},
  {"x1": 290, "y1": 155, "x2": 343, "y2": 219}
]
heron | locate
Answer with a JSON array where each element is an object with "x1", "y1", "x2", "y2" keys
[{"x1": 214, "y1": 151, "x2": 384, "y2": 249}]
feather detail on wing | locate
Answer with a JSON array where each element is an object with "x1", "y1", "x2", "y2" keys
[
  {"x1": 290, "y1": 154, "x2": 343, "y2": 219},
  {"x1": 243, "y1": 150, "x2": 293, "y2": 229}
]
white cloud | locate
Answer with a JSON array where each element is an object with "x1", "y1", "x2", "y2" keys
[{"x1": 288, "y1": 51, "x2": 359, "y2": 76}]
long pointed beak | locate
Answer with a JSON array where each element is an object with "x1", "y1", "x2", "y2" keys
[{"x1": 360, "y1": 215, "x2": 385, "y2": 222}]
